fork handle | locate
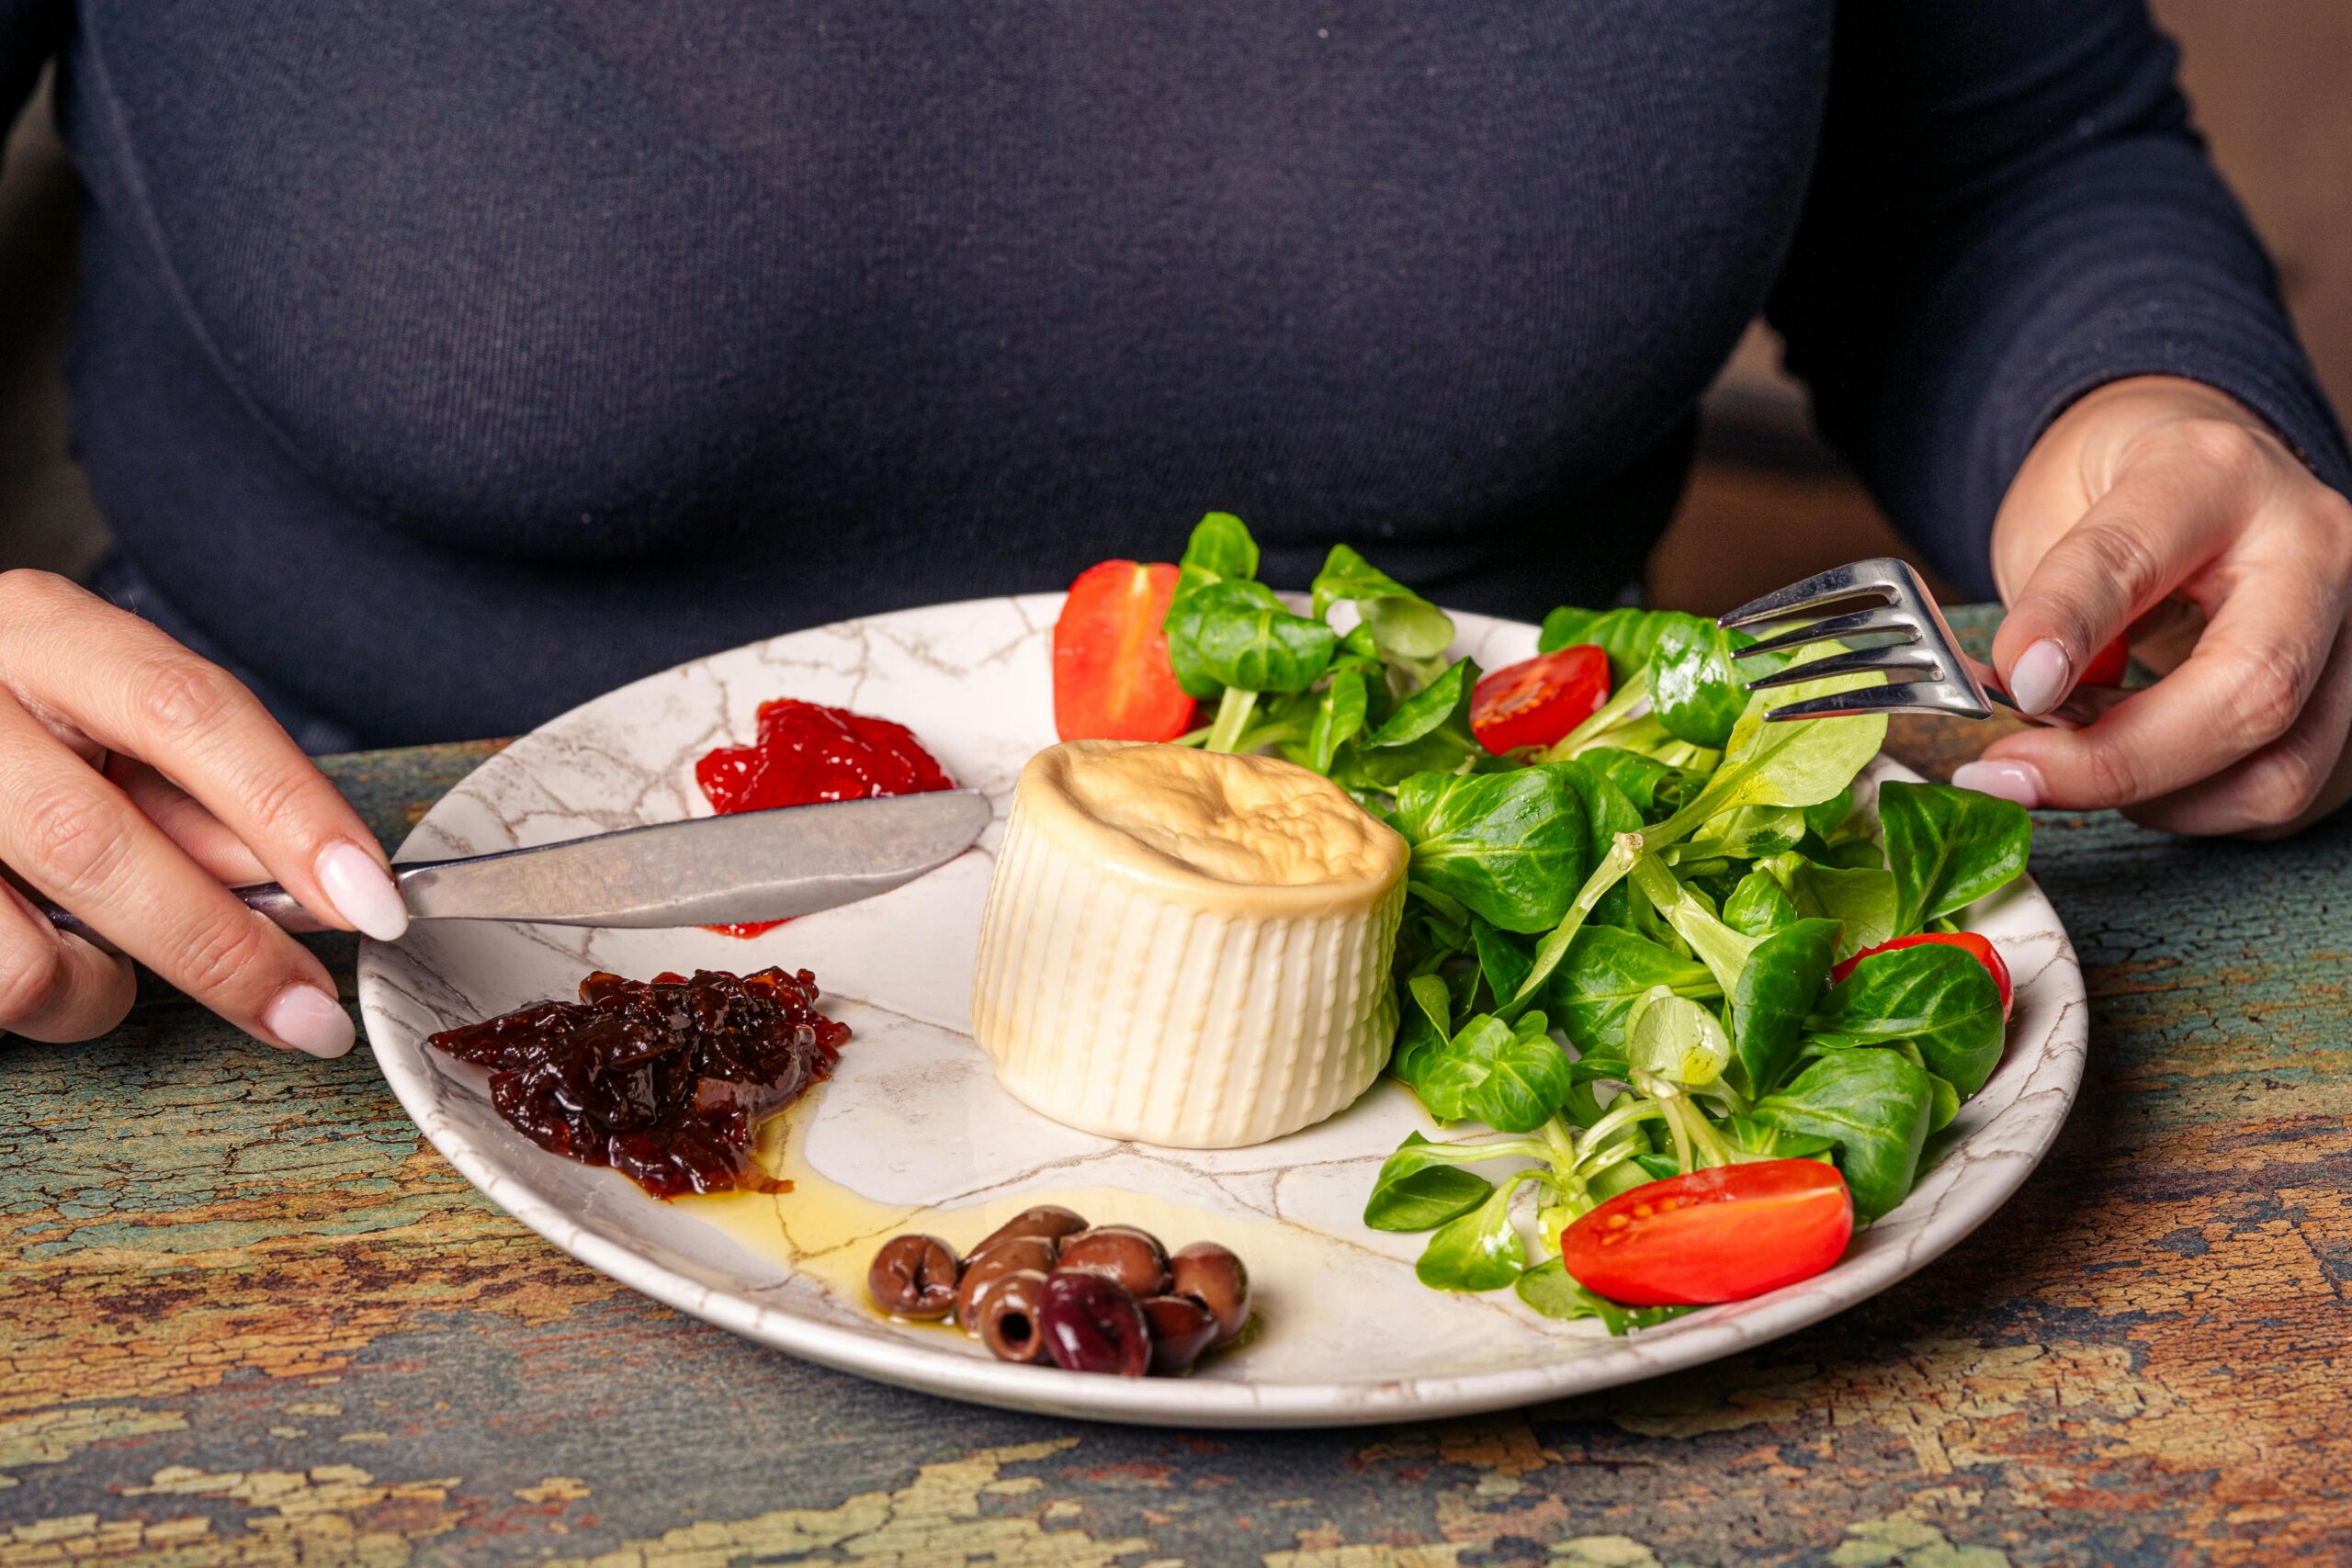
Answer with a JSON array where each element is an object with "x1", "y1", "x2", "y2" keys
[
  {"x1": 1962, "y1": 653, "x2": 2129, "y2": 730},
  {"x1": 40, "y1": 882, "x2": 328, "y2": 958}
]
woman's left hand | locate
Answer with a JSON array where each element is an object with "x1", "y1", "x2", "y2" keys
[{"x1": 1956, "y1": 375, "x2": 2352, "y2": 838}]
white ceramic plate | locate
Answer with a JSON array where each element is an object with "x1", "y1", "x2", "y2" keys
[{"x1": 358, "y1": 597, "x2": 2086, "y2": 1428}]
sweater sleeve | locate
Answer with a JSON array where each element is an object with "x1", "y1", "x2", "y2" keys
[{"x1": 1765, "y1": 0, "x2": 2352, "y2": 600}]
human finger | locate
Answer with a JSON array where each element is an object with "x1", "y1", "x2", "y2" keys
[
  {"x1": 0, "y1": 693, "x2": 355, "y2": 1055},
  {"x1": 0, "y1": 875, "x2": 137, "y2": 1043},
  {"x1": 2123, "y1": 619, "x2": 2352, "y2": 838},
  {"x1": 1987, "y1": 446, "x2": 2254, "y2": 716},
  {"x1": 107, "y1": 756, "x2": 271, "y2": 886},
  {"x1": 0, "y1": 570, "x2": 405, "y2": 941},
  {"x1": 1960, "y1": 536, "x2": 2344, "y2": 810}
]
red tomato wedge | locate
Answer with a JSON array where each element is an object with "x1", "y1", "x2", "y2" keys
[
  {"x1": 1560, "y1": 1159, "x2": 1854, "y2": 1306},
  {"x1": 2081, "y1": 633, "x2": 2130, "y2": 688},
  {"x1": 1831, "y1": 931, "x2": 2012, "y2": 1019},
  {"x1": 1053, "y1": 560, "x2": 1197, "y2": 742},
  {"x1": 1471, "y1": 645, "x2": 1611, "y2": 756}
]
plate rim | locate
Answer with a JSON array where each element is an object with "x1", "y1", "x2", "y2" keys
[{"x1": 358, "y1": 593, "x2": 2087, "y2": 1428}]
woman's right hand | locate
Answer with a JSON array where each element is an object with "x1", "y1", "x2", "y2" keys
[{"x1": 0, "y1": 570, "x2": 407, "y2": 1054}]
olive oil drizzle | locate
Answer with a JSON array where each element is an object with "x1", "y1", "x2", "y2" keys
[{"x1": 677, "y1": 1089, "x2": 1279, "y2": 1345}]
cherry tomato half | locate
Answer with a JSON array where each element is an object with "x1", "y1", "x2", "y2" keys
[
  {"x1": 1471, "y1": 645, "x2": 1611, "y2": 755},
  {"x1": 1830, "y1": 931, "x2": 2013, "y2": 1020},
  {"x1": 1053, "y1": 560, "x2": 1197, "y2": 742},
  {"x1": 1560, "y1": 1159, "x2": 1854, "y2": 1307},
  {"x1": 2081, "y1": 633, "x2": 2131, "y2": 688}
]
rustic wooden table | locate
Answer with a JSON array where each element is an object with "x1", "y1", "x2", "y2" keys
[{"x1": 5, "y1": 614, "x2": 2348, "y2": 1567}]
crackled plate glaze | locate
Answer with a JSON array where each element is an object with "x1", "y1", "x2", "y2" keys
[{"x1": 357, "y1": 597, "x2": 2086, "y2": 1427}]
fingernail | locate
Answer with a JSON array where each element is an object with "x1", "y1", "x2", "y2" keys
[
  {"x1": 2008, "y1": 638, "x2": 2073, "y2": 716},
  {"x1": 1952, "y1": 759, "x2": 2046, "y2": 809},
  {"x1": 264, "y1": 983, "x2": 356, "y2": 1059},
  {"x1": 317, "y1": 841, "x2": 409, "y2": 942}
]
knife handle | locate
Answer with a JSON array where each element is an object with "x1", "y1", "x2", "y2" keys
[{"x1": 41, "y1": 882, "x2": 335, "y2": 958}]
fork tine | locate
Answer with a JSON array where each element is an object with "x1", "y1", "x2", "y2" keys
[
  {"x1": 1764, "y1": 682, "x2": 1993, "y2": 723},
  {"x1": 1726, "y1": 555, "x2": 2000, "y2": 725},
  {"x1": 1731, "y1": 605, "x2": 1921, "y2": 660},
  {"x1": 1743, "y1": 644, "x2": 1942, "y2": 691},
  {"x1": 1716, "y1": 558, "x2": 1906, "y2": 631}
]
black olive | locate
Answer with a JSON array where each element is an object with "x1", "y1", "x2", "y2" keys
[
  {"x1": 1140, "y1": 1293, "x2": 1219, "y2": 1375},
  {"x1": 1170, "y1": 1242, "x2": 1250, "y2": 1345},
  {"x1": 1055, "y1": 1224, "x2": 1170, "y2": 1298},
  {"x1": 866, "y1": 1234, "x2": 960, "y2": 1320},
  {"x1": 1038, "y1": 1270, "x2": 1150, "y2": 1377},
  {"x1": 972, "y1": 1204, "x2": 1090, "y2": 1254},
  {"x1": 955, "y1": 1235, "x2": 1059, "y2": 1330},
  {"x1": 974, "y1": 1270, "x2": 1051, "y2": 1364}
]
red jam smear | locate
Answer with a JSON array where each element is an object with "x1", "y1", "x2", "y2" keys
[
  {"x1": 426, "y1": 967, "x2": 850, "y2": 1199},
  {"x1": 694, "y1": 699, "x2": 955, "y2": 937}
]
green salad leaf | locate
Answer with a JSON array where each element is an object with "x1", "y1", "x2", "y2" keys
[
  {"x1": 1804, "y1": 784, "x2": 1858, "y2": 842},
  {"x1": 1547, "y1": 927, "x2": 1718, "y2": 1055},
  {"x1": 1805, "y1": 940, "x2": 2007, "y2": 1097},
  {"x1": 1752, "y1": 1049, "x2": 1935, "y2": 1221},
  {"x1": 1546, "y1": 758, "x2": 1645, "y2": 929},
  {"x1": 1416, "y1": 1168, "x2": 1541, "y2": 1291},
  {"x1": 1469, "y1": 916, "x2": 1537, "y2": 1013},
  {"x1": 1388, "y1": 977, "x2": 1461, "y2": 1112},
  {"x1": 1723, "y1": 866, "x2": 1799, "y2": 936},
  {"x1": 1091, "y1": 515, "x2": 2031, "y2": 1322},
  {"x1": 1702, "y1": 681, "x2": 1891, "y2": 819},
  {"x1": 1362, "y1": 1132, "x2": 1542, "y2": 1232},
  {"x1": 1760, "y1": 852, "x2": 1898, "y2": 960},
  {"x1": 1924, "y1": 1071, "x2": 1962, "y2": 1134},
  {"x1": 1354, "y1": 658, "x2": 1481, "y2": 784},
  {"x1": 1175, "y1": 510, "x2": 1258, "y2": 592},
  {"x1": 1677, "y1": 804, "x2": 1809, "y2": 863},
  {"x1": 1626, "y1": 988, "x2": 1732, "y2": 1088},
  {"x1": 1396, "y1": 766, "x2": 1591, "y2": 933},
  {"x1": 1410, "y1": 1011, "x2": 1577, "y2": 1134},
  {"x1": 1310, "y1": 545, "x2": 1457, "y2": 664},
  {"x1": 1515, "y1": 1257, "x2": 1697, "y2": 1334},
  {"x1": 1647, "y1": 614, "x2": 1752, "y2": 749},
  {"x1": 1576, "y1": 746, "x2": 1698, "y2": 820},
  {"x1": 1629, "y1": 853, "x2": 1758, "y2": 998},
  {"x1": 1164, "y1": 578, "x2": 1336, "y2": 699},
  {"x1": 1306, "y1": 664, "x2": 1370, "y2": 773},
  {"x1": 1537, "y1": 606, "x2": 1672, "y2": 681},
  {"x1": 1723, "y1": 1115, "x2": 1838, "y2": 1161},
  {"x1": 1877, "y1": 780, "x2": 2031, "y2": 934},
  {"x1": 1728, "y1": 918, "x2": 1841, "y2": 1094}
]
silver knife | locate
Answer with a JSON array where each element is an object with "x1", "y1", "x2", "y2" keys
[{"x1": 41, "y1": 791, "x2": 991, "y2": 954}]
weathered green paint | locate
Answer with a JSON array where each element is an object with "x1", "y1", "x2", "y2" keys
[{"x1": 3, "y1": 626, "x2": 2346, "y2": 1565}]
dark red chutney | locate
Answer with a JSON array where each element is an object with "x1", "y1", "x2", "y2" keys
[
  {"x1": 694, "y1": 698, "x2": 955, "y2": 937},
  {"x1": 426, "y1": 967, "x2": 850, "y2": 1199}
]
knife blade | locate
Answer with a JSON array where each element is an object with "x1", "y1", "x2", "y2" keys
[{"x1": 41, "y1": 791, "x2": 991, "y2": 953}]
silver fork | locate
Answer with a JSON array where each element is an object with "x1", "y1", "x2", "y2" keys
[{"x1": 1716, "y1": 558, "x2": 2123, "y2": 729}]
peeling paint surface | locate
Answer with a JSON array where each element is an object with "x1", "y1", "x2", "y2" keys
[{"x1": 5, "y1": 615, "x2": 2349, "y2": 1565}]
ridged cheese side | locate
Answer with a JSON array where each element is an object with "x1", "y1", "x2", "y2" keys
[{"x1": 970, "y1": 742, "x2": 1406, "y2": 1148}]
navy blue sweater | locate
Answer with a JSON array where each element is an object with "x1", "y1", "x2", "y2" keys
[{"x1": 3, "y1": 2, "x2": 2345, "y2": 746}]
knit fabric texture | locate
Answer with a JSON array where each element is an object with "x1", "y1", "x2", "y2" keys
[{"x1": 3, "y1": 0, "x2": 2345, "y2": 744}]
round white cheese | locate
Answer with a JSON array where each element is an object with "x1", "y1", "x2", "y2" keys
[{"x1": 971, "y1": 740, "x2": 1408, "y2": 1148}]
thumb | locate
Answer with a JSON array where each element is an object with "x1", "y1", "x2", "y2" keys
[{"x1": 1990, "y1": 459, "x2": 2239, "y2": 716}]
